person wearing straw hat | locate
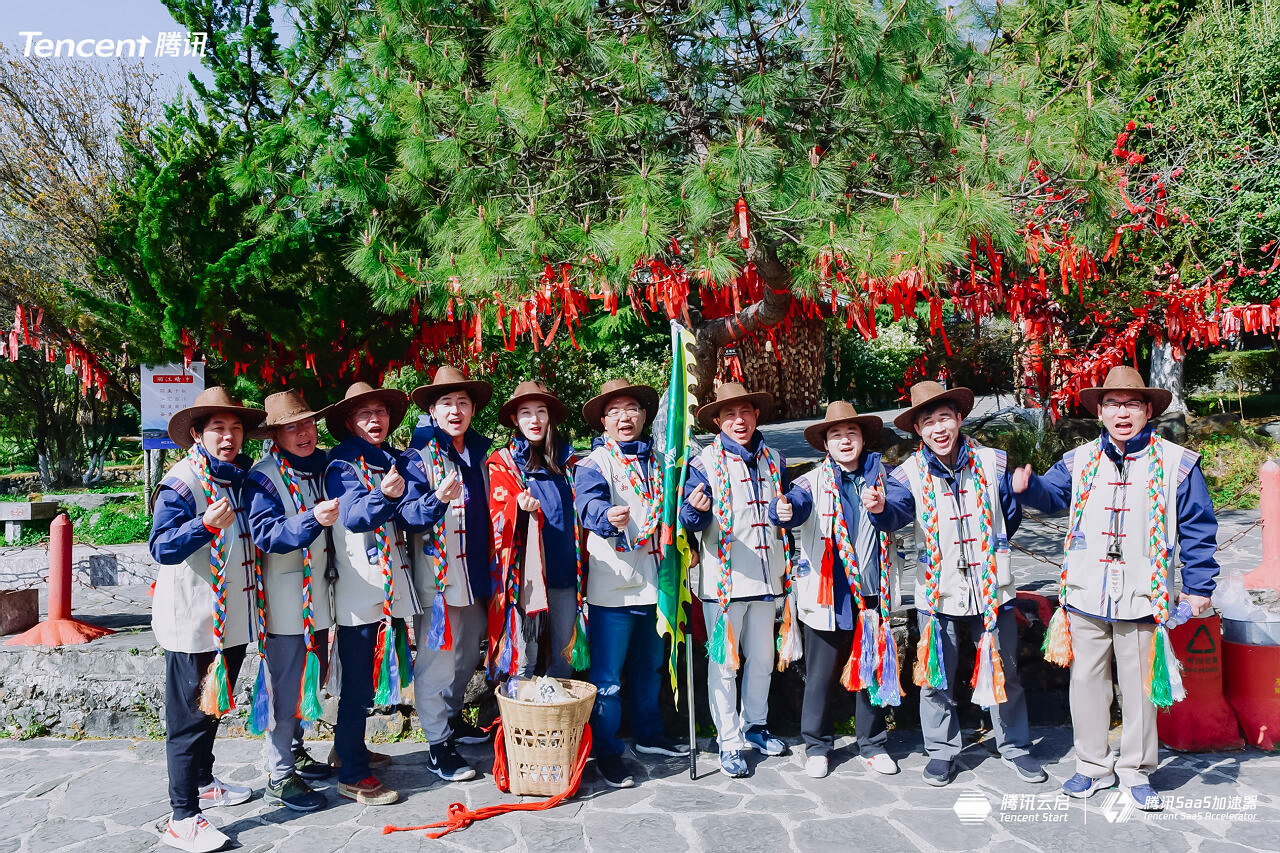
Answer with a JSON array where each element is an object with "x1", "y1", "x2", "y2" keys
[
  {"x1": 575, "y1": 377, "x2": 690, "y2": 790},
  {"x1": 1012, "y1": 365, "x2": 1219, "y2": 811},
  {"x1": 679, "y1": 382, "x2": 791, "y2": 779},
  {"x1": 399, "y1": 365, "x2": 494, "y2": 783},
  {"x1": 244, "y1": 390, "x2": 340, "y2": 813},
  {"x1": 148, "y1": 387, "x2": 265, "y2": 852},
  {"x1": 771, "y1": 402, "x2": 902, "y2": 779},
  {"x1": 486, "y1": 380, "x2": 589, "y2": 680},
  {"x1": 324, "y1": 381, "x2": 418, "y2": 806},
  {"x1": 865, "y1": 381, "x2": 1044, "y2": 788}
]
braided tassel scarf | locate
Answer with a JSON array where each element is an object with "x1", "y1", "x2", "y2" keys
[
  {"x1": 912, "y1": 451, "x2": 948, "y2": 692},
  {"x1": 872, "y1": 471, "x2": 902, "y2": 707},
  {"x1": 272, "y1": 448, "x2": 324, "y2": 720},
  {"x1": 247, "y1": 546, "x2": 274, "y2": 735},
  {"x1": 601, "y1": 435, "x2": 664, "y2": 552},
  {"x1": 420, "y1": 440, "x2": 455, "y2": 652},
  {"x1": 968, "y1": 456, "x2": 1007, "y2": 707},
  {"x1": 824, "y1": 462, "x2": 878, "y2": 694},
  {"x1": 562, "y1": 459, "x2": 590, "y2": 671},
  {"x1": 1042, "y1": 440, "x2": 1105, "y2": 667},
  {"x1": 1145, "y1": 439, "x2": 1186, "y2": 707},
  {"x1": 774, "y1": 456, "x2": 802, "y2": 671},
  {"x1": 707, "y1": 437, "x2": 739, "y2": 668},
  {"x1": 190, "y1": 445, "x2": 236, "y2": 718},
  {"x1": 355, "y1": 456, "x2": 412, "y2": 706}
]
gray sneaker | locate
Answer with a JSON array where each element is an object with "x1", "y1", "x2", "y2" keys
[{"x1": 265, "y1": 774, "x2": 325, "y2": 812}]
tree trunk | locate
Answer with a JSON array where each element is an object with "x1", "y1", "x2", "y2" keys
[{"x1": 1150, "y1": 340, "x2": 1186, "y2": 414}]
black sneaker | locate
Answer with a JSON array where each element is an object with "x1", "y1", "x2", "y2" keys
[
  {"x1": 923, "y1": 758, "x2": 953, "y2": 787},
  {"x1": 449, "y1": 715, "x2": 491, "y2": 745},
  {"x1": 426, "y1": 740, "x2": 477, "y2": 782},
  {"x1": 265, "y1": 773, "x2": 325, "y2": 812},
  {"x1": 1003, "y1": 754, "x2": 1048, "y2": 783},
  {"x1": 293, "y1": 747, "x2": 332, "y2": 781},
  {"x1": 596, "y1": 753, "x2": 635, "y2": 789},
  {"x1": 634, "y1": 735, "x2": 692, "y2": 757}
]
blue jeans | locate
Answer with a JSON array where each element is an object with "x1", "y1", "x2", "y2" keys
[
  {"x1": 587, "y1": 604, "x2": 664, "y2": 756},
  {"x1": 335, "y1": 623, "x2": 379, "y2": 784}
]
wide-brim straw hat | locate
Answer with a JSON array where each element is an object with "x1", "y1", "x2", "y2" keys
[
  {"x1": 1078, "y1": 365, "x2": 1172, "y2": 418},
  {"x1": 167, "y1": 386, "x2": 266, "y2": 449},
  {"x1": 411, "y1": 364, "x2": 493, "y2": 413},
  {"x1": 893, "y1": 381, "x2": 975, "y2": 434},
  {"x1": 803, "y1": 401, "x2": 885, "y2": 452},
  {"x1": 498, "y1": 380, "x2": 568, "y2": 429},
  {"x1": 582, "y1": 378, "x2": 660, "y2": 432},
  {"x1": 250, "y1": 389, "x2": 330, "y2": 440},
  {"x1": 325, "y1": 382, "x2": 410, "y2": 442},
  {"x1": 695, "y1": 382, "x2": 774, "y2": 432}
]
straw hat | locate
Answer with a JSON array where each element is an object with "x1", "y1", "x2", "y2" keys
[
  {"x1": 498, "y1": 380, "x2": 568, "y2": 428},
  {"x1": 582, "y1": 378, "x2": 659, "y2": 431},
  {"x1": 167, "y1": 386, "x2": 266, "y2": 450},
  {"x1": 410, "y1": 364, "x2": 493, "y2": 413},
  {"x1": 694, "y1": 382, "x2": 774, "y2": 432},
  {"x1": 324, "y1": 382, "x2": 410, "y2": 441},
  {"x1": 1078, "y1": 366, "x2": 1172, "y2": 417},
  {"x1": 251, "y1": 389, "x2": 329, "y2": 440},
  {"x1": 892, "y1": 381, "x2": 975, "y2": 434},
  {"x1": 803, "y1": 401, "x2": 884, "y2": 452}
]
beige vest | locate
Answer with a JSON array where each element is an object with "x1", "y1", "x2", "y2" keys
[
  {"x1": 793, "y1": 464, "x2": 898, "y2": 631},
  {"x1": 250, "y1": 455, "x2": 335, "y2": 635},
  {"x1": 151, "y1": 458, "x2": 257, "y2": 653},
  {"x1": 1063, "y1": 438, "x2": 1186, "y2": 620},
  {"x1": 902, "y1": 445, "x2": 1013, "y2": 617},
  {"x1": 582, "y1": 445, "x2": 661, "y2": 608},
  {"x1": 691, "y1": 441, "x2": 787, "y2": 602},
  {"x1": 408, "y1": 442, "x2": 485, "y2": 609},
  {"x1": 328, "y1": 457, "x2": 419, "y2": 626}
]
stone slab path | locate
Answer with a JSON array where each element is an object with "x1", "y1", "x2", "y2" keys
[{"x1": 1, "y1": 725, "x2": 1277, "y2": 853}]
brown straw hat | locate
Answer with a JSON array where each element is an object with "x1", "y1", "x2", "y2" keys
[
  {"x1": 410, "y1": 364, "x2": 493, "y2": 413},
  {"x1": 582, "y1": 378, "x2": 660, "y2": 431},
  {"x1": 498, "y1": 380, "x2": 568, "y2": 429},
  {"x1": 892, "y1": 381, "x2": 975, "y2": 434},
  {"x1": 695, "y1": 381, "x2": 774, "y2": 432},
  {"x1": 1078, "y1": 365, "x2": 1172, "y2": 418},
  {"x1": 803, "y1": 401, "x2": 884, "y2": 452},
  {"x1": 251, "y1": 389, "x2": 330, "y2": 440},
  {"x1": 167, "y1": 386, "x2": 266, "y2": 450},
  {"x1": 324, "y1": 382, "x2": 410, "y2": 441}
]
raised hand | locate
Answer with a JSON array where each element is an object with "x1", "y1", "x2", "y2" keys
[
  {"x1": 606, "y1": 505, "x2": 632, "y2": 530},
  {"x1": 861, "y1": 485, "x2": 885, "y2": 514},
  {"x1": 687, "y1": 482, "x2": 712, "y2": 512},
  {"x1": 381, "y1": 465, "x2": 406, "y2": 500},
  {"x1": 1012, "y1": 464, "x2": 1033, "y2": 494},
  {"x1": 203, "y1": 496, "x2": 235, "y2": 530},
  {"x1": 775, "y1": 493, "x2": 793, "y2": 523},
  {"x1": 313, "y1": 498, "x2": 340, "y2": 527},
  {"x1": 516, "y1": 489, "x2": 541, "y2": 513},
  {"x1": 433, "y1": 469, "x2": 462, "y2": 503}
]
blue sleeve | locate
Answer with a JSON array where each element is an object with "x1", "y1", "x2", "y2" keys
[
  {"x1": 1020, "y1": 457, "x2": 1073, "y2": 515},
  {"x1": 326, "y1": 459, "x2": 397, "y2": 533},
  {"x1": 997, "y1": 462, "x2": 1024, "y2": 536},
  {"x1": 245, "y1": 471, "x2": 323, "y2": 554},
  {"x1": 869, "y1": 471, "x2": 915, "y2": 531},
  {"x1": 574, "y1": 458, "x2": 622, "y2": 538},
  {"x1": 148, "y1": 484, "x2": 215, "y2": 564},
  {"x1": 769, "y1": 478, "x2": 812, "y2": 529},
  {"x1": 679, "y1": 458, "x2": 712, "y2": 532},
  {"x1": 1176, "y1": 461, "x2": 1220, "y2": 598},
  {"x1": 396, "y1": 452, "x2": 447, "y2": 532}
]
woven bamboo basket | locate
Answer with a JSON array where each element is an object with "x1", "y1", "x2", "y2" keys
[{"x1": 495, "y1": 678, "x2": 597, "y2": 797}]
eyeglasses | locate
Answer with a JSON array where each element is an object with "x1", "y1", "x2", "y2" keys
[
  {"x1": 604, "y1": 406, "x2": 643, "y2": 420},
  {"x1": 1099, "y1": 400, "x2": 1145, "y2": 413}
]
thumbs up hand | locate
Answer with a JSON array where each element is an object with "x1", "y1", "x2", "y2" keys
[
  {"x1": 1012, "y1": 464, "x2": 1032, "y2": 494},
  {"x1": 775, "y1": 493, "x2": 793, "y2": 523},
  {"x1": 862, "y1": 485, "x2": 885, "y2": 513},
  {"x1": 687, "y1": 482, "x2": 712, "y2": 512}
]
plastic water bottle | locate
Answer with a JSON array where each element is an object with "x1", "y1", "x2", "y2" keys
[{"x1": 1164, "y1": 600, "x2": 1195, "y2": 629}]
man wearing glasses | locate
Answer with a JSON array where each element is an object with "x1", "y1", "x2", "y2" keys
[{"x1": 1013, "y1": 366, "x2": 1219, "y2": 812}]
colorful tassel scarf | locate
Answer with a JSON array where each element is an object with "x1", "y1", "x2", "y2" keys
[
  {"x1": 1041, "y1": 440, "x2": 1104, "y2": 667},
  {"x1": 601, "y1": 435, "x2": 664, "y2": 552},
  {"x1": 419, "y1": 440, "x2": 455, "y2": 652},
  {"x1": 354, "y1": 456, "x2": 412, "y2": 705},
  {"x1": 189, "y1": 444, "x2": 236, "y2": 718},
  {"x1": 272, "y1": 447, "x2": 324, "y2": 720}
]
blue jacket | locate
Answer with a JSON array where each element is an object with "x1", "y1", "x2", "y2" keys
[
  {"x1": 401, "y1": 421, "x2": 494, "y2": 602},
  {"x1": 869, "y1": 437, "x2": 1022, "y2": 536},
  {"x1": 574, "y1": 434, "x2": 656, "y2": 540},
  {"x1": 149, "y1": 446, "x2": 252, "y2": 565},
  {"x1": 509, "y1": 435, "x2": 578, "y2": 589},
  {"x1": 245, "y1": 447, "x2": 328, "y2": 554},
  {"x1": 324, "y1": 436, "x2": 410, "y2": 534},
  {"x1": 679, "y1": 432, "x2": 792, "y2": 532},
  {"x1": 1020, "y1": 425, "x2": 1219, "y2": 605},
  {"x1": 776, "y1": 451, "x2": 885, "y2": 630}
]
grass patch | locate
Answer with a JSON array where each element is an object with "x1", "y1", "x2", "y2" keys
[{"x1": 1194, "y1": 433, "x2": 1273, "y2": 510}]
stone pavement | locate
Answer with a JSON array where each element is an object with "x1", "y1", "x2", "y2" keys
[{"x1": 1, "y1": 725, "x2": 1277, "y2": 853}]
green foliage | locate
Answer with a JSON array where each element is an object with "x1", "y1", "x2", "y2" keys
[
  {"x1": 825, "y1": 314, "x2": 924, "y2": 409},
  {"x1": 1195, "y1": 432, "x2": 1273, "y2": 509}
]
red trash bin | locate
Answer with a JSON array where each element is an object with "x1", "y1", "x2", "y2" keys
[
  {"x1": 1157, "y1": 613, "x2": 1243, "y2": 751},
  {"x1": 1223, "y1": 637, "x2": 1280, "y2": 752}
]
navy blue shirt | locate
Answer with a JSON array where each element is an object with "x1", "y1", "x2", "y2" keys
[
  {"x1": 245, "y1": 447, "x2": 328, "y2": 555},
  {"x1": 1020, "y1": 425, "x2": 1220, "y2": 618},
  {"x1": 402, "y1": 422, "x2": 494, "y2": 603},
  {"x1": 509, "y1": 435, "x2": 577, "y2": 589},
  {"x1": 325, "y1": 436, "x2": 408, "y2": 534},
  {"x1": 149, "y1": 445, "x2": 252, "y2": 565}
]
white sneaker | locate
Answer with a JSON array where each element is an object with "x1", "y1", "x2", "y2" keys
[
  {"x1": 862, "y1": 753, "x2": 900, "y2": 775},
  {"x1": 198, "y1": 778, "x2": 253, "y2": 809},
  {"x1": 162, "y1": 815, "x2": 229, "y2": 852},
  {"x1": 805, "y1": 755, "x2": 829, "y2": 779}
]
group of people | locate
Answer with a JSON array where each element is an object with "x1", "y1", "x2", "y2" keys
[{"x1": 148, "y1": 362, "x2": 1219, "y2": 852}]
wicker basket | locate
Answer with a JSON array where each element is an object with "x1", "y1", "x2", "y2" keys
[{"x1": 495, "y1": 678, "x2": 597, "y2": 797}]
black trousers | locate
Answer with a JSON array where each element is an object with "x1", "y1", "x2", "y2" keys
[
  {"x1": 801, "y1": 622, "x2": 888, "y2": 758},
  {"x1": 165, "y1": 644, "x2": 248, "y2": 819},
  {"x1": 335, "y1": 623, "x2": 379, "y2": 785}
]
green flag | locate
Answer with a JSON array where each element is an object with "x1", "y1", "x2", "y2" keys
[{"x1": 655, "y1": 321, "x2": 698, "y2": 697}]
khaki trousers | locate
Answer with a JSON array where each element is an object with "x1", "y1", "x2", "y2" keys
[{"x1": 1068, "y1": 611, "x2": 1158, "y2": 787}]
